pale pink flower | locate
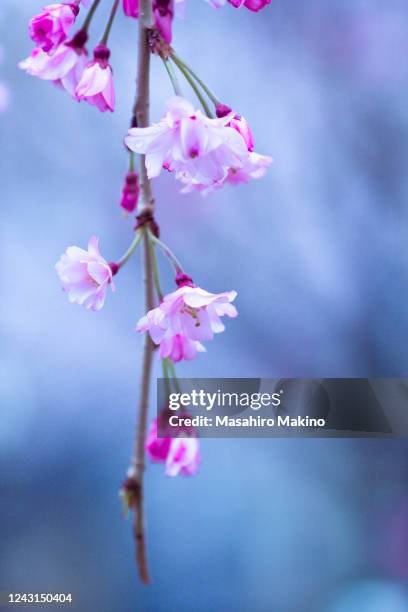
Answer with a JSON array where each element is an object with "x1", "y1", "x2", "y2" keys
[
  {"x1": 225, "y1": 151, "x2": 272, "y2": 184},
  {"x1": 125, "y1": 96, "x2": 248, "y2": 188},
  {"x1": 76, "y1": 44, "x2": 115, "y2": 112},
  {"x1": 136, "y1": 277, "x2": 238, "y2": 362},
  {"x1": 55, "y1": 236, "x2": 115, "y2": 311},
  {"x1": 29, "y1": 3, "x2": 79, "y2": 53},
  {"x1": 146, "y1": 416, "x2": 200, "y2": 477},
  {"x1": 166, "y1": 436, "x2": 200, "y2": 476},
  {"x1": 19, "y1": 33, "x2": 88, "y2": 97}
]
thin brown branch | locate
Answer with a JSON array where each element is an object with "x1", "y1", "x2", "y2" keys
[{"x1": 126, "y1": 0, "x2": 155, "y2": 585}]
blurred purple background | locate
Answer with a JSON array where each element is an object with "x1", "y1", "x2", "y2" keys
[{"x1": 1, "y1": 0, "x2": 408, "y2": 610}]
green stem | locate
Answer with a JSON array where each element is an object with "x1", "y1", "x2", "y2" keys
[
  {"x1": 162, "y1": 58, "x2": 182, "y2": 96},
  {"x1": 171, "y1": 57, "x2": 213, "y2": 118},
  {"x1": 147, "y1": 230, "x2": 184, "y2": 274},
  {"x1": 117, "y1": 230, "x2": 143, "y2": 269},
  {"x1": 171, "y1": 52, "x2": 221, "y2": 107},
  {"x1": 100, "y1": 0, "x2": 120, "y2": 45},
  {"x1": 81, "y1": 0, "x2": 101, "y2": 32},
  {"x1": 150, "y1": 242, "x2": 164, "y2": 302},
  {"x1": 129, "y1": 151, "x2": 135, "y2": 173},
  {"x1": 162, "y1": 359, "x2": 171, "y2": 398},
  {"x1": 166, "y1": 359, "x2": 182, "y2": 395}
]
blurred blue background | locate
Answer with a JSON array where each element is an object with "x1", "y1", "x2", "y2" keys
[{"x1": 1, "y1": 0, "x2": 408, "y2": 610}]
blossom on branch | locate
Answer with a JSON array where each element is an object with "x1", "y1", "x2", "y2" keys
[
  {"x1": 76, "y1": 44, "x2": 115, "y2": 112},
  {"x1": 19, "y1": 32, "x2": 88, "y2": 98},
  {"x1": 125, "y1": 96, "x2": 271, "y2": 193},
  {"x1": 29, "y1": 3, "x2": 79, "y2": 53},
  {"x1": 146, "y1": 415, "x2": 200, "y2": 476},
  {"x1": 136, "y1": 278, "x2": 238, "y2": 362},
  {"x1": 55, "y1": 236, "x2": 115, "y2": 311}
]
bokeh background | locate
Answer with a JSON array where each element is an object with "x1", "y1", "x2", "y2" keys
[{"x1": 1, "y1": 0, "x2": 408, "y2": 610}]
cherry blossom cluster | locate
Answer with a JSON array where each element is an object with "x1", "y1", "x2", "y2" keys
[{"x1": 22, "y1": 0, "x2": 272, "y2": 484}]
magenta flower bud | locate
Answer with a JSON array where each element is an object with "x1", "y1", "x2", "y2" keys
[
  {"x1": 120, "y1": 172, "x2": 140, "y2": 213},
  {"x1": 93, "y1": 44, "x2": 111, "y2": 66},
  {"x1": 175, "y1": 272, "x2": 195, "y2": 288},
  {"x1": 66, "y1": 28, "x2": 88, "y2": 50},
  {"x1": 153, "y1": 0, "x2": 174, "y2": 44},
  {"x1": 215, "y1": 103, "x2": 232, "y2": 118},
  {"x1": 109, "y1": 261, "x2": 120, "y2": 276},
  {"x1": 29, "y1": 3, "x2": 79, "y2": 53},
  {"x1": 123, "y1": 0, "x2": 139, "y2": 18}
]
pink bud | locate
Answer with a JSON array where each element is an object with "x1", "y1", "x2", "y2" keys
[
  {"x1": 123, "y1": 0, "x2": 139, "y2": 18},
  {"x1": 120, "y1": 172, "x2": 140, "y2": 213}
]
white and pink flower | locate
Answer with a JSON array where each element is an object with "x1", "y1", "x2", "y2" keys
[
  {"x1": 136, "y1": 277, "x2": 238, "y2": 362},
  {"x1": 19, "y1": 32, "x2": 88, "y2": 98},
  {"x1": 29, "y1": 3, "x2": 79, "y2": 53},
  {"x1": 146, "y1": 416, "x2": 200, "y2": 477},
  {"x1": 76, "y1": 44, "x2": 115, "y2": 112},
  {"x1": 55, "y1": 236, "x2": 115, "y2": 311},
  {"x1": 125, "y1": 96, "x2": 252, "y2": 189}
]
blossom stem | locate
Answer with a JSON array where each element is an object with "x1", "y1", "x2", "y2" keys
[
  {"x1": 162, "y1": 58, "x2": 182, "y2": 96},
  {"x1": 150, "y1": 242, "x2": 164, "y2": 301},
  {"x1": 166, "y1": 359, "x2": 182, "y2": 395},
  {"x1": 127, "y1": 0, "x2": 154, "y2": 586},
  {"x1": 171, "y1": 52, "x2": 221, "y2": 107},
  {"x1": 100, "y1": 0, "x2": 120, "y2": 45},
  {"x1": 161, "y1": 359, "x2": 171, "y2": 398},
  {"x1": 147, "y1": 230, "x2": 183, "y2": 274},
  {"x1": 170, "y1": 56, "x2": 213, "y2": 118},
  {"x1": 129, "y1": 151, "x2": 135, "y2": 173},
  {"x1": 117, "y1": 230, "x2": 143, "y2": 269},
  {"x1": 81, "y1": 0, "x2": 101, "y2": 32}
]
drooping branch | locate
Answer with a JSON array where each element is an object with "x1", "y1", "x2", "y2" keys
[{"x1": 126, "y1": 0, "x2": 155, "y2": 585}]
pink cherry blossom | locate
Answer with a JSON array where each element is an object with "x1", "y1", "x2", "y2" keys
[
  {"x1": 29, "y1": 3, "x2": 79, "y2": 53},
  {"x1": 120, "y1": 171, "x2": 140, "y2": 213},
  {"x1": 55, "y1": 236, "x2": 115, "y2": 311},
  {"x1": 146, "y1": 416, "x2": 200, "y2": 476},
  {"x1": 125, "y1": 96, "x2": 249, "y2": 189},
  {"x1": 136, "y1": 278, "x2": 238, "y2": 362},
  {"x1": 19, "y1": 35, "x2": 88, "y2": 98},
  {"x1": 76, "y1": 44, "x2": 115, "y2": 112}
]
